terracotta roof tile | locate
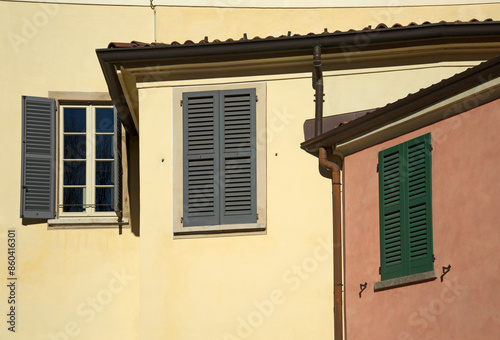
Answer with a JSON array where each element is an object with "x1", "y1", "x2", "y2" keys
[{"x1": 107, "y1": 18, "x2": 494, "y2": 49}]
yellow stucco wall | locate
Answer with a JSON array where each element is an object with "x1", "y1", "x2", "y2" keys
[
  {"x1": 156, "y1": 4, "x2": 500, "y2": 44},
  {"x1": 1, "y1": 2, "x2": 152, "y2": 339},
  {"x1": 138, "y1": 78, "x2": 335, "y2": 339},
  {"x1": 135, "y1": 60, "x2": 476, "y2": 339},
  {"x1": 2, "y1": 1, "x2": 500, "y2": 340}
]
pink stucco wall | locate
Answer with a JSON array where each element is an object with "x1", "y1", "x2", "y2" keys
[{"x1": 343, "y1": 99, "x2": 500, "y2": 339}]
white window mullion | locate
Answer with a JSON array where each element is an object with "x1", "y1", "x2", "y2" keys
[{"x1": 87, "y1": 105, "x2": 95, "y2": 216}]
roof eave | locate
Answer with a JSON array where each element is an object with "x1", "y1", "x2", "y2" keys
[
  {"x1": 95, "y1": 21, "x2": 500, "y2": 136},
  {"x1": 300, "y1": 54, "x2": 500, "y2": 154}
]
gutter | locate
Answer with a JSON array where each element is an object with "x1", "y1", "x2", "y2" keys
[
  {"x1": 313, "y1": 45, "x2": 344, "y2": 340},
  {"x1": 96, "y1": 21, "x2": 500, "y2": 135}
]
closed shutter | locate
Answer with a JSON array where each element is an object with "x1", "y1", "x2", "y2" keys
[
  {"x1": 183, "y1": 91, "x2": 220, "y2": 226},
  {"x1": 220, "y1": 89, "x2": 257, "y2": 225},
  {"x1": 20, "y1": 96, "x2": 56, "y2": 219},
  {"x1": 379, "y1": 133, "x2": 433, "y2": 280},
  {"x1": 379, "y1": 143, "x2": 405, "y2": 280},
  {"x1": 113, "y1": 108, "x2": 123, "y2": 214},
  {"x1": 182, "y1": 89, "x2": 257, "y2": 227},
  {"x1": 406, "y1": 134, "x2": 433, "y2": 275}
]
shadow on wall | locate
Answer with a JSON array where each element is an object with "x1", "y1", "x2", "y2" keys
[{"x1": 127, "y1": 134, "x2": 140, "y2": 237}]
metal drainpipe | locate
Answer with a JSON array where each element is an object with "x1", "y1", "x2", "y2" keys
[
  {"x1": 313, "y1": 45, "x2": 323, "y2": 136},
  {"x1": 313, "y1": 45, "x2": 344, "y2": 340},
  {"x1": 319, "y1": 148, "x2": 343, "y2": 340}
]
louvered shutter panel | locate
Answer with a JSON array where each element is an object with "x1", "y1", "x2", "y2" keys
[
  {"x1": 220, "y1": 89, "x2": 257, "y2": 225},
  {"x1": 379, "y1": 144, "x2": 405, "y2": 280},
  {"x1": 113, "y1": 108, "x2": 123, "y2": 215},
  {"x1": 379, "y1": 133, "x2": 433, "y2": 280},
  {"x1": 20, "y1": 96, "x2": 56, "y2": 219},
  {"x1": 406, "y1": 134, "x2": 433, "y2": 275},
  {"x1": 183, "y1": 91, "x2": 220, "y2": 226}
]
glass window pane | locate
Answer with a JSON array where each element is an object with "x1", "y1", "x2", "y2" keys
[
  {"x1": 64, "y1": 108, "x2": 86, "y2": 132},
  {"x1": 64, "y1": 135, "x2": 86, "y2": 159},
  {"x1": 96, "y1": 135, "x2": 113, "y2": 159},
  {"x1": 96, "y1": 161, "x2": 113, "y2": 185},
  {"x1": 96, "y1": 108, "x2": 114, "y2": 133},
  {"x1": 96, "y1": 187, "x2": 113, "y2": 212},
  {"x1": 64, "y1": 161, "x2": 86, "y2": 185},
  {"x1": 63, "y1": 187, "x2": 85, "y2": 212}
]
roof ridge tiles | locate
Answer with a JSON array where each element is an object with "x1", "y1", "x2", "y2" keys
[{"x1": 104, "y1": 18, "x2": 497, "y2": 50}]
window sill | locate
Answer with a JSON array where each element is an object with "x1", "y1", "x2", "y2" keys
[
  {"x1": 173, "y1": 222, "x2": 266, "y2": 239},
  {"x1": 48, "y1": 217, "x2": 129, "y2": 229},
  {"x1": 374, "y1": 270, "x2": 437, "y2": 291}
]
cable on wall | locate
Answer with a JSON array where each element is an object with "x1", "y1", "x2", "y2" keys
[{"x1": 150, "y1": 0, "x2": 156, "y2": 42}]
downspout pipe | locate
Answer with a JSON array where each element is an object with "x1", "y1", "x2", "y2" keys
[
  {"x1": 319, "y1": 148, "x2": 343, "y2": 340},
  {"x1": 313, "y1": 44, "x2": 343, "y2": 340},
  {"x1": 313, "y1": 45, "x2": 323, "y2": 136}
]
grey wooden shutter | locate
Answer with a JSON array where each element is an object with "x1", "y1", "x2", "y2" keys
[
  {"x1": 220, "y1": 89, "x2": 257, "y2": 225},
  {"x1": 379, "y1": 143, "x2": 405, "y2": 280},
  {"x1": 406, "y1": 134, "x2": 433, "y2": 275},
  {"x1": 20, "y1": 96, "x2": 56, "y2": 219},
  {"x1": 379, "y1": 133, "x2": 433, "y2": 280},
  {"x1": 113, "y1": 108, "x2": 123, "y2": 214},
  {"x1": 182, "y1": 91, "x2": 220, "y2": 226}
]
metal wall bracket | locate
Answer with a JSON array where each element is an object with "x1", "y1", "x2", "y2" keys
[
  {"x1": 441, "y1": 264, "x2": 451, "y2": 282},
  {"x1": 359, "y1": 282, "x2": 367, "y2": 298}
]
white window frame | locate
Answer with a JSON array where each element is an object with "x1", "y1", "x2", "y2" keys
[
  {"x1": 58, "y1": 104, "x2": 117, "y2": 217},
  {"x1": 45, "y1": 91, "x2": 127, "y2": 229}
]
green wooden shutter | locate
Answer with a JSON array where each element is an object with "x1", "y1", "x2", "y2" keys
[
  {"x1": 20, "y1": 96, "x2": 56, "y2": 219},
  {"x1": 220, "y1": 89, "x2": 257, "y2": 225},
  {"x1": 379, "y1": 133, "x2": 433, "y2": 280},
  {"x1": 183, "y1": 91, "x2": 220, "y2": 226},
  {"x1": 379, "y1": 143, "x2": 405, "y2": 280},
  {"x1": 113, "y1": 108, "x2": 123, "y2": 214},
  {"x1": 406, "y1": 134, "x2": 433, "y2": 275}
]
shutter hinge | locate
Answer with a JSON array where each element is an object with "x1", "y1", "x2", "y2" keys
[
  {"x1": 256, "y1": 95, "x2": 258, "y2": 102},
  {"x1": 180, "y1": 100, "x2": 183, "y2": 107},
  {"x1": 379, "y1": 266, "x2": 381, "y2": 275},
  {"x1": 432, "y1": 254, "x2": 436, "y2": 262},
  {"x1": 180, "y1": 217, "x2": 183, "y2": 224},
  {"x1": 429, "y1": 144, "x2": 433, "y2": 152},
  {"x1": 376, "y1": 163, "x2": 379, "y2": 173},
  {"x1": 256, "y1": 213, "x2": 259, "y2": 220}
]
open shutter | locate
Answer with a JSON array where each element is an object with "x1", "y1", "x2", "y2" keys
[
  {"x1": 113, "y1": 107, "x2": 123, "y2": 215},
  {"x1": 406, "y1": 134, "x2": 433, "y2": 275},
  {"x1": 20, "y1": 96, "x2": 56, "y2": 219},
  {"x1": 220, "y1": 89, "x2": 257, "y2": 225},
  {"x1": 379, "y1": 144, "x2": 405, "y2": 280},
  {"x1": 182, "y1": 91, "x2": 220, "y2": 226}
]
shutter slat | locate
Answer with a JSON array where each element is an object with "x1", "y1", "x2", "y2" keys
[{"x1": 21, "y1": 96, "x2": 56, "y2": 219}]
